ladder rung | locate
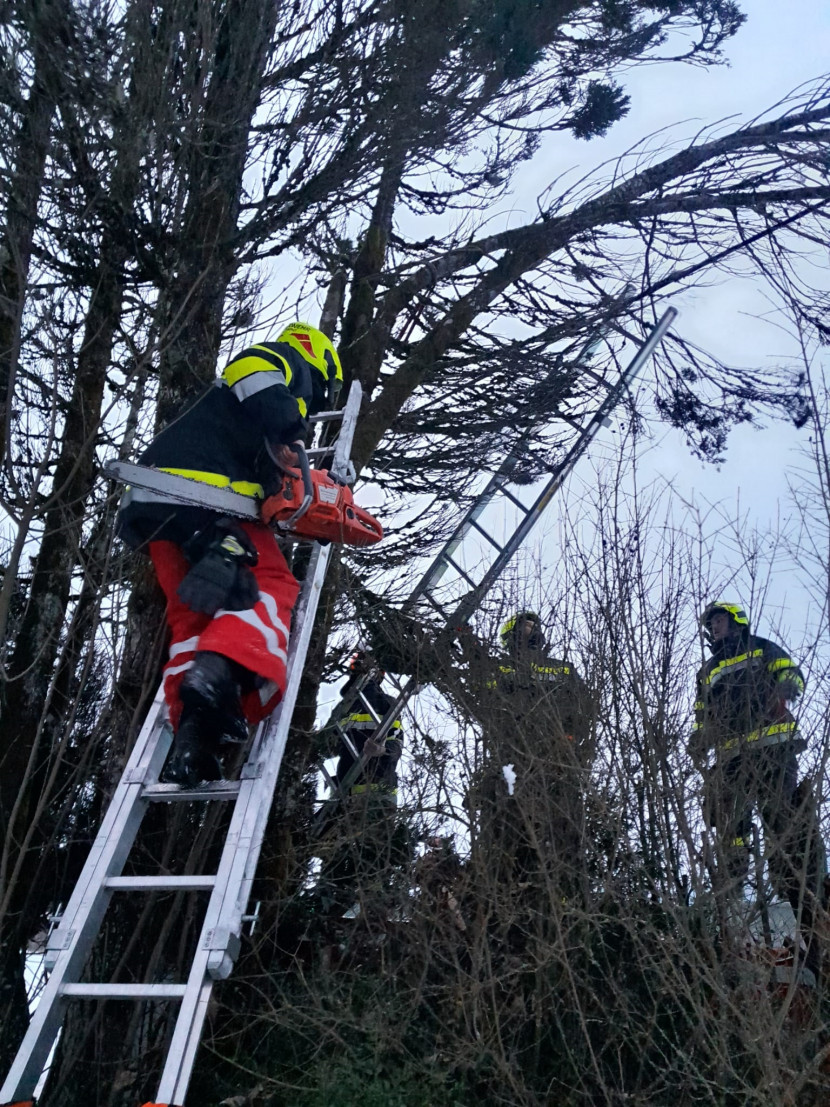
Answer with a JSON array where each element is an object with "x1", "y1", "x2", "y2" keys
[
  {"x1": 494, "y1": 483, "x2": 530, "y2": 512},
  {"x1": 306, "y1": 447, "x2": 334, "y2": 459},
  {"x1": 142, "y1": 781, "x2": 242, "y2": 802},
  {"x1": 319, "y1": 761, "x2": 338, "y2": 790},
  {"x1": 442, "y1": 553, "x2": 477, "y2": 590},
  {"x1": 421, "y1": 590, "x2": 450, "y2": 619},
  {"x1": 104, "y1": 876, "x2": 216, "y2": 891},
  {"x1": 334, "y1": 724, "x2": 360, "y2": 760},
  {"x1": 61, "y1": 983, "x2": 187, "y2": 999},
  {"x1": 467, "y1": 517, "x2": 503, "y2": 550},
  {"x1": 309, "y1": 410, "x2": 343, "y2": 422},
  {"x1": 355, "y1": 690, "x2": 382, "y2": 723}
]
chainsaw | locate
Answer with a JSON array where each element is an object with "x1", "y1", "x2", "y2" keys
[{"x1": 104, "y1": 444, "x2": 383, "y2": 547}]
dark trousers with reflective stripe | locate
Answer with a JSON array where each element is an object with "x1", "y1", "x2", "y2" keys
[{"x1": 705, "y1": 744, "x2": 822, "y2": 905}]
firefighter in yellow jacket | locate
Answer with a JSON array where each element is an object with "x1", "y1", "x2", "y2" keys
[{"x1": 117, "y1": 324, "x2": 342, "y2": 786}]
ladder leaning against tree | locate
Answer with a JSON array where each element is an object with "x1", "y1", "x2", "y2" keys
[{"x1": 0, "y1": 383, "x2": 366, "y2": 1107}]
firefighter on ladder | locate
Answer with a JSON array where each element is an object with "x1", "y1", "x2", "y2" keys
[
  {"x1": 117, "y1": 324, "x2": 343, "y2": 787},
  {"x1": 317, "y1": 653, "x2": 407, "y2": 914},
  {"x1": 690, "y1": 601, "x2": 824, "y2": 976}
]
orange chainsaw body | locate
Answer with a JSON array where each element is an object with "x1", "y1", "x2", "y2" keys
[{"x1": 262, "y1": 469, "x2": 383, "y2": 546}]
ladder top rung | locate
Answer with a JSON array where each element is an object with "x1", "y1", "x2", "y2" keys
[
  {"x1": 104, "y1": 875, "x2": 216, "y2": 891},
  {"x1": 61, "y1": 982, "x2": 187, "y2": 999},
  {"x1": 142, "y1": 781, "x2": 242, "y2": 802},
  {"x1": 309, "y1": 410, "x2": 343, "y2": 423}
]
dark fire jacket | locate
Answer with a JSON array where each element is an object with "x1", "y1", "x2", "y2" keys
[
  {"x1": 692, "y1": 630, "x2": 805, "y2": 762},
  {"x1": 335, "y1": 680, "x2": 403, "y2": 798},
  {"x1": 117, "y1": 341, "x2": 324, "y2": 548}
]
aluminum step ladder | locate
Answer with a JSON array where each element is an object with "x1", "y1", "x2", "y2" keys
[
  {"x1": 314, "y1": 310, "x2": 677, "y2": 820},
  {"x1": 0, "y1": 382, "x2": 364, "y2": 1107}
]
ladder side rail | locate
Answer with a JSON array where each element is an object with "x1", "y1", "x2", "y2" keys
[
  {"x1": 347, "y1": 315, "x2": 676, "y2": 751},
  {"x1": 202, "y1": 543, "x2": 332, "y2": 979},
  {"x1": 154, "y1": 550, "x2": 332, "y2": 1104},
  {"x1": 406, "y1": 480, "x2": 518, "y2": 605},
  {"x1": 0, "y1": 692, "x2": 172, "y2": 1102},
  {"x1": 321, "y1": 380, "x2": 361, "y2": 484},
  {"x1": 540, "y1": 309, "x2": 677, "y2": 488},
  {"x1": 403, "y1": 321, "x2": 621, "y2": 607},
  {"x1": 153, "y1": 382, "x2": 363, "y2": 1104}
]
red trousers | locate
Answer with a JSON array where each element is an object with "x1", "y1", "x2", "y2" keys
[{"x1": 149, "y1": 521, "x2": 300, "y2": 731}]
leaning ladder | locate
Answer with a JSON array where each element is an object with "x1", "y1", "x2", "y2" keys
[
  {"x1": 0, "y1": 382, "x2": 364, "y2": 1107},
  {"x1": 315, "y1": 309, "x2": 677, "y2": 815}
]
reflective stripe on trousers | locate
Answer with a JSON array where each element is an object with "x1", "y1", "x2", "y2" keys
[{"x1": 149, "y1": 520, "x2": 300, "y2": 730}]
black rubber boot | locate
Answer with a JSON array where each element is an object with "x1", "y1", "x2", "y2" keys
[
  {"x1": 180, "y1": 651, "x2": 248, "y2": 743},
  {"x1": 161, "y1": 653, "x2": 248, "y2": 786},
  {"x1": 161, "y1": 710, "x2": 224, "y2": 787}
]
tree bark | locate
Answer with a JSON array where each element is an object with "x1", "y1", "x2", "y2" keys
[{"x1": 0, "y1": 0, "x2": 73, "y2": 465}]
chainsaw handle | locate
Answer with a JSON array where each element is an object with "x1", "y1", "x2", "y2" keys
[
  {"x1": 294, "y1": 439, "x2": 314, "y2": 501},
  {"x1": 282, "y1": 441, "x2": 314, "y2": 530}
]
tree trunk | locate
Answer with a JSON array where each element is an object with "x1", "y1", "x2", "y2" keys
[
  {"x1": 0, "y1": 0, "x2": 71, "y2": 464},
  {"x1": 42, "y1": 1, "x2": 282, "y2": 1097}
]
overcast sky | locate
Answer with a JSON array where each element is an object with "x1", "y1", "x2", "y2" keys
[
  {"x1": 506, "y1": 0, "x2": 830, "y2": 652},
  {"x1": 316, "y1": 0, "x2": 830, "y2": 730}
]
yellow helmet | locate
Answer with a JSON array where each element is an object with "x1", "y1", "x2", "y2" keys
[
  {"x1": 277, "y1": 323, "x2": 343, "y2": 392},
  {"x1": 499, "y1": 610, "x2": 542, "y2": 646},
  {"x1": 700, "y1": 601, "x2": 749, "y2": 639}
]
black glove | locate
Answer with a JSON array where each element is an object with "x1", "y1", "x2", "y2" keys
[{"x1": 177, "y1": 522, "x2": 259, "y2": 615}]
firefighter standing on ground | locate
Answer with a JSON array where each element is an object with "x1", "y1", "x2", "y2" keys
[
  {"x1": 117, "y1": 324, "x2": 343, "y2": 787},
  {"x1": 691, "y1": 602, "x2": 823, "y2": 954},
  {"x1": 317, "y1": 657, "x2": 406, "y2": 910},
  {"x1": 465, "y1": 611, "x2": 593, "y2": 896}
]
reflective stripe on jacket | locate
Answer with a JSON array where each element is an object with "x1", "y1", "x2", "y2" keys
[
  {"x1": 117, "y1": 342, "x2": 317, "y2": 548},
  {"x1": 335, "y1": 682, "x2": 403, "y2": 797},
  {"x1": 693, "y1": 632, "x2": 805, "y2": 761}
]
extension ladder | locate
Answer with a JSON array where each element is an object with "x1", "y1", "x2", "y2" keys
[
  {"x1": 314, "y1": 309, "x2": 677, "y2": 817},
  {"x1": 0, "y1": 382, "x2": 364, "y2": 1107}
]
